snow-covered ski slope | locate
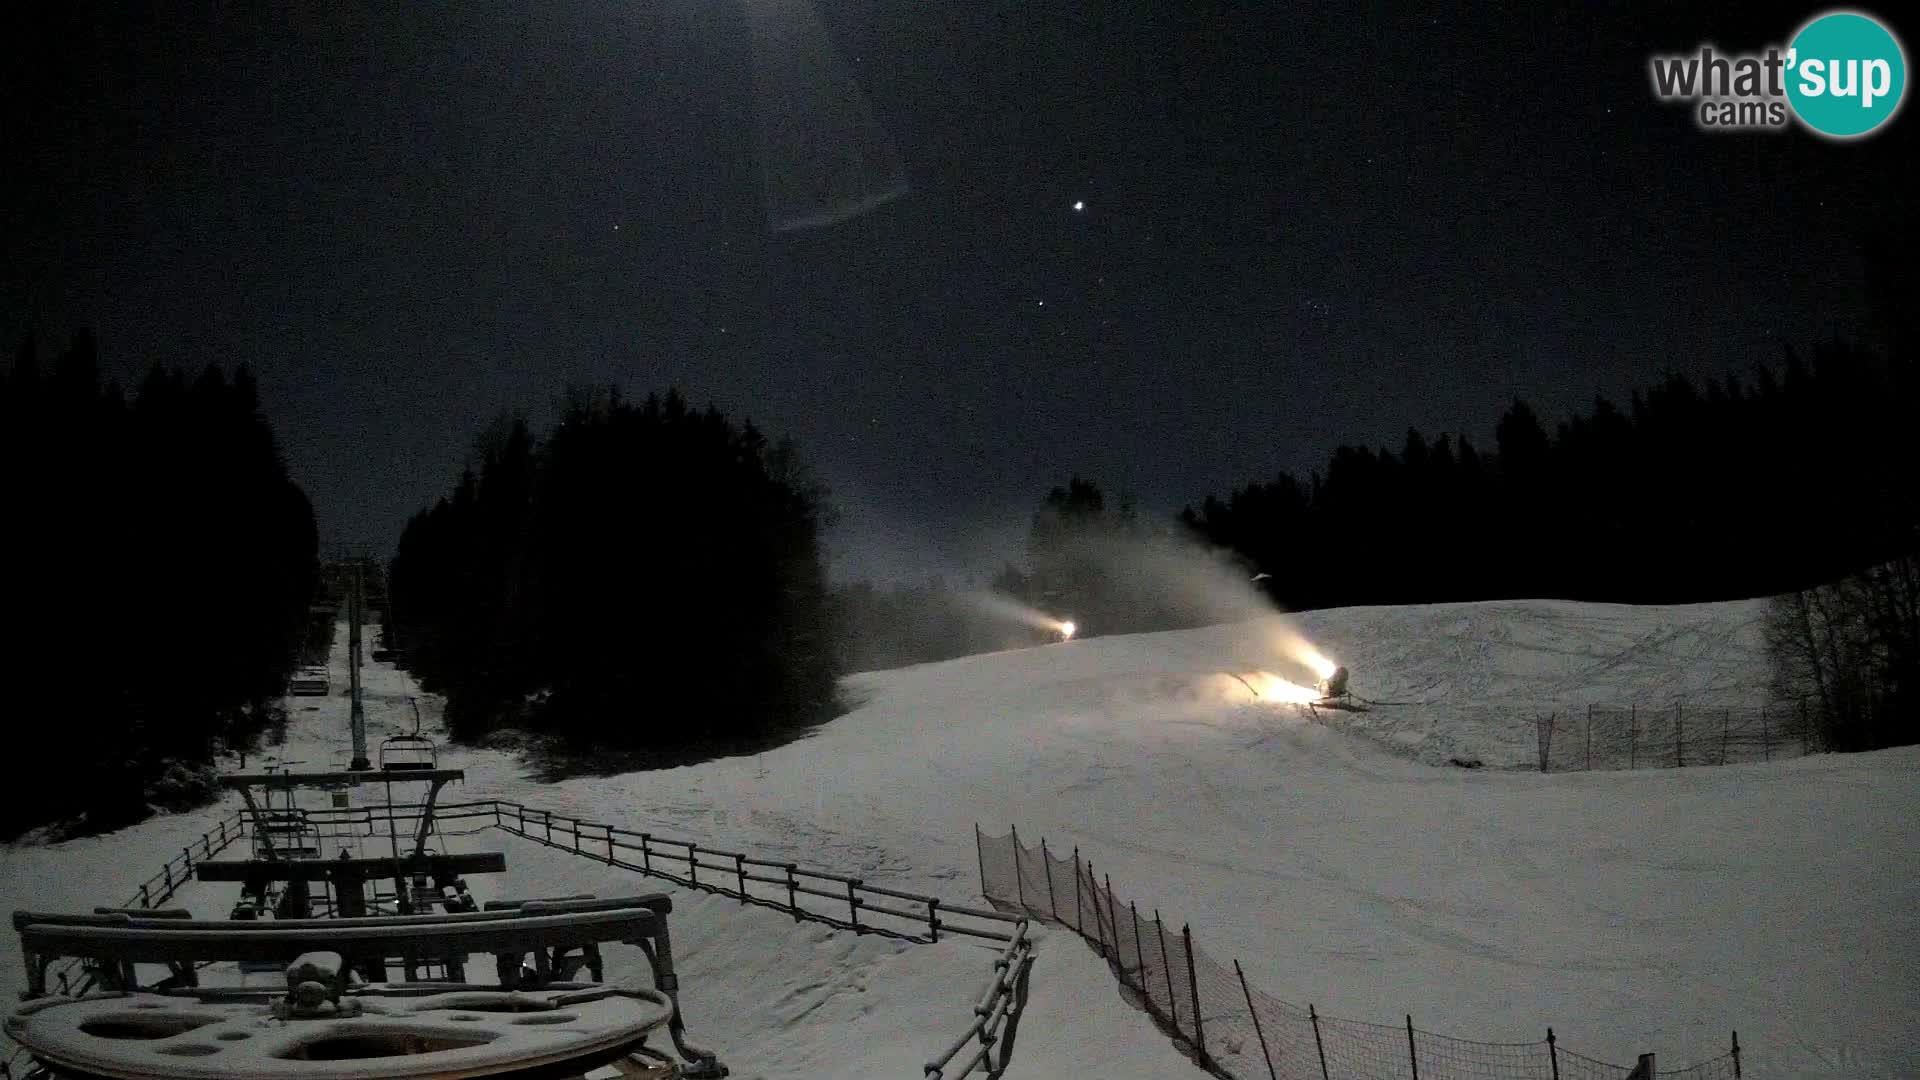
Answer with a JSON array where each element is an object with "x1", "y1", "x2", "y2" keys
[{"x1": 4, "y1": 598, "x2": 1916, "y2": 1078}]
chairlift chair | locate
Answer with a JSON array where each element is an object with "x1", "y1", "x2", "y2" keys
[{"x1": 379, "y1": 697, "x2": 438, "y2": 771}]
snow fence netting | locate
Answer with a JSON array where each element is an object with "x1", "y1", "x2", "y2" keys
[
  {"x1": 977, "y1": 827, "x2": 1743, "y2": 1080},
  {"x1": 1536, "y1": 701, "x2": 1814, "y2": 772}
]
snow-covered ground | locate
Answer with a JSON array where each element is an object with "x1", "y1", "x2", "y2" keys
[{"x1": 4, "y1": 598, "x2": 1916, "y2": 1078}]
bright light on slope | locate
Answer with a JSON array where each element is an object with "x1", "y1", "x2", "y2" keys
[
  {"x1": 1057, "y1": 620, "x2": 1077, "y2": 640},
  {"x1": 1244, "y1": 671, "x2": 1323, "y2": 704}
]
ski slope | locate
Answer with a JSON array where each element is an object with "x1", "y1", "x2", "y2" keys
[{"x1": 4, "y1": 598, "x2": 1916, "y2": 1078}]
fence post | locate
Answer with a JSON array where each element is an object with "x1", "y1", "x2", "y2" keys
[
  {"x1": 1676, "y1": 702, "x2": 1684, "y2": 767},
  {"x1": 1585, "y1": 706, "x2": 1593, "y2": 770},
  {"x1": 1041, "y1": 839, "x2": 1058, "y2": 919},
  {"x1": 928, "y1": 897, "x2": 940, "y2": 943},
  {"x1": 975, "y1": 825, "x2": 987, "y2": 896},
  {"x1": 139, "y1": 883, "x2": 150, "y2": 909},
  {"x1": 846, "y1": 879, "x2": 861, "y2": 932},
  {"x1": 544, "y1": 810, "x2": 552, "y2": 845},
  {"x1": 1235, "y1": 960, "x2": 1279, "y2": 1080},
  {"x1": 1086, "y1": 862, "x2": 1107, "y2": 957},
  {"x1": 785, "y1": 864, "x2": 799, "y2": 920},
  {"x1": 1630, "y1": 704, "x2": 1638, "y2": 769},
  {"x1": 1406, "y1": 1015, "x2": 1420, "y2": 1080},
  {"x1": 1154, "y1": 911, "x2": 1177, "y2": 1026},
  {"x1": 1009, "y1": 825, "x2": 1025, "y2": 909},
  {"x1": 687, "y1": 843, "x2": 698, "y2": 886},
  {"x1": 1630, "y1": 1053, "x2": 1656, "y2": 1079},
  {"x1": 606, "y1": 825, "x2": 615, "y2": 865},
  {"x1": 1310, "y1": 1004, "x2": 1330, "y2": 1080},
  {"x1": 1130, "y1": 904, "x2": 1152, "y2": 1007},
  {"x1": 1183, "y1": 924, "x2": 1207, "y2": 1066},
  {"x1": 1152, "y1": 907, "x2": 1167, "y2": 1014},
  {"x1": 640, "y1": 833, "x2": 652, "y2": 873},
  {"x1": 1731, "y1": 1030, "x2": 1741, "y2": 1077},
  {"x1": 1073, "y1": 846, "x2": 1083, "y2": 935},
  {"x1": 1105, "y1": 875, "x2": 1122, "y2": 978},
  {"x1": 735, "y1": 853, "x2": 747, "y2": 899},
  {"x1": 1548, "y1": 1028, "x2": 1559, "y2": 1080}
]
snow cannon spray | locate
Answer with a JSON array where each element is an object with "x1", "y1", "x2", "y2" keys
[{"x1": 961, "y1": 591, "x2": 1079, "y2": 643}]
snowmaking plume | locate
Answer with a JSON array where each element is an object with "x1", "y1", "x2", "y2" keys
[
  {"x1": 1031, "y1": 526, "x2": 1337, "y2": 694},
  {"x1": 959, "y1": 591, "x2": 1075, "y2": 637}
]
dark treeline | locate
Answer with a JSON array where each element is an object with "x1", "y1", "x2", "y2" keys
[
  {"x1": 1183, "y1": 342, "x2": 1918, "y2": 610},
  {"x1": 3, "y1": 332, "x2": 317, "y2": 838},
  {"x1": 389, "y1": 389, "x2": 837, "y2": 754}
]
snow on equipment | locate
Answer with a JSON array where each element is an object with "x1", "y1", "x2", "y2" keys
[
  {"x1": 3, "y1": 567, "x2": 735, "y2": 1077},
  {"x1": 7, "y1": 895, "x2": 727, "y2": 1079}
]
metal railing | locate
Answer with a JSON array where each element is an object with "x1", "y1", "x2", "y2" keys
[{"x1": 37, "y1": 799, "x2": 1036, "y2": 1079}]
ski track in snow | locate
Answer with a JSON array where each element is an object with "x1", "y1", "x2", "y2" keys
[{"x1": 3, "y1": 597, "x2": 1917, "y2": 1078}]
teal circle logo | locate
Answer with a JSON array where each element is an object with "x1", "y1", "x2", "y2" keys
[{"x1": 1786, "y1": 11, "x2": 1907, "y2": 138}]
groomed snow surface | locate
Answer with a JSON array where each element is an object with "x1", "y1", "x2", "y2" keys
[{"x1": 4, "y1": 598, "x2": 1916, "y2": 1078}]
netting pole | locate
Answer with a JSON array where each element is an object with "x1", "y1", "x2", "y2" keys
[
  {"x1": 928, "y1": 897, "x2": 940, "y2": 943},
  {"x1": 1731, "y1": 1030, "x2": 1741, "y2": 1077},
  {"x1": 1630, "y1": 704, "x2": 1638, "y2": 768},
  {"x1": 1010, "y1": 825, "x2": 1025, "y2": 909},
  {"x1": 785, "y1": 864, "x2": 799, "y2": 920},
  {"x1": 974, "y1": 825, "x2": 986, "y2": 894},
  {"x1": 1235, "y1": 960, "x2": 1278, "y2": 1080},
  {"x1": 1676, "y1": 702, "x2": 1684, "y2": 767},
  {"x1": 1073, "y1": 846, "x2": 1084, "y2": 935},
  {"x1": 688, "y1": 843, "x2": 698, "y2": 886},
  {"x1": 1129, "y1": 903, "x2": 1151, "y2": 1008},
  {"x1": 1041, "y1": 839, "x2": 1058, "y2": 919},
  {"x1": 640, "y1": 833, "x2": 652, "y2": 873},
  {"x1": 1310, "y1": 1004, "x2": 1329, "y2": 1080},
  {"x1": 1184, "y1": 924, "x2": 1207, "y2": 1066},
  {"x1": 1085, "y1": 861, "x2": 1105, "y2": 956},
  {"x1": 1105, "y1": 875, "x2": 1122, "y2": 978},
  {"x1": 1406, "y1": 1015, "x2": 1420, "y2": 1080},
  {"x1": 1548, "y1": 1028, "x2": 1559, "y2": 1080},
  {"x1": 1152, "y1": 909, "x2": 1175, "y2": 1025},
  {"x1": 735, "y1": 853, "x2": 747, "y2": 899}
]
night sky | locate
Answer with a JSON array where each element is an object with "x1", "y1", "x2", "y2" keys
[{"x1": 8, "y1": 2, "x2": 1914, "y2": 580}]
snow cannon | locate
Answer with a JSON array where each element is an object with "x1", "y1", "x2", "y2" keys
[{"x1": 1319, "y1": 665, "x2": 1349, "y2": 700}]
